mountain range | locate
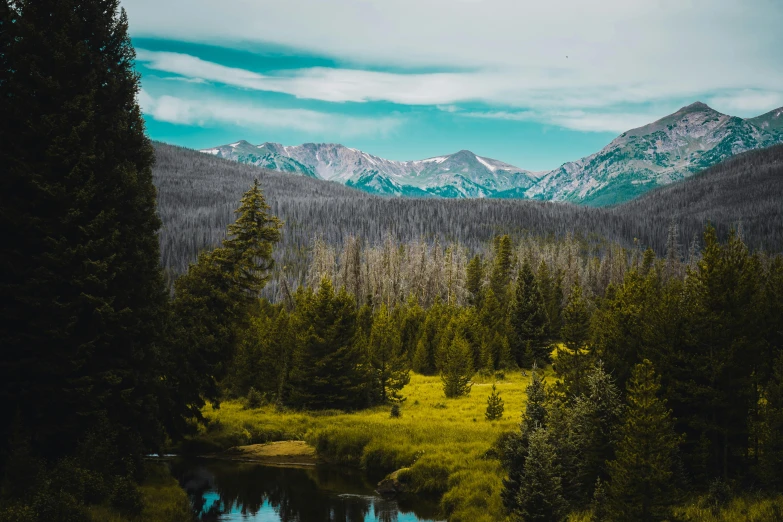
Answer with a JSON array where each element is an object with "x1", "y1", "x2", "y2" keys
[{"x1": 201, "y1": 102, "x2": 783, "y2": 205}]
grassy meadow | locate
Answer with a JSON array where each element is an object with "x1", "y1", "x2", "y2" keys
[
  {"x1": 188, "y1": 369, "x2": 544, "y2": 522},
  {"x1": 187, "y1": 369, "x2": 783, "y2": 522}
]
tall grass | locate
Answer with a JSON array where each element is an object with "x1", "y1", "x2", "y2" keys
[{"x1": 191, "y1": 370, "x2": 547, "y2": 521}]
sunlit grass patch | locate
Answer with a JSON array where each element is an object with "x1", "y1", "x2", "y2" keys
[{"x1": 191, "y1": 369, "x2": 558, "y2": 521}]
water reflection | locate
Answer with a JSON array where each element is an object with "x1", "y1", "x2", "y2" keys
[{"x1": 170, "y1": 459, "x2": 442, "y2": 522}]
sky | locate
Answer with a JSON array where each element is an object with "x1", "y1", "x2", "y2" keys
[{"x1": 123, "y1": 0, "x2": 783, "y2": 171}]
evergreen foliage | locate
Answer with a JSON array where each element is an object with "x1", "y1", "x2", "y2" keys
[
  {"x1": 485, "y1": 384, "x2": 505, "y2": 421},
  {"x1": 510, "y1": 259, "x2": 550, "y2": 367},
  {"x1": 288, "y1": 278, "x2": 368, "y2": 410},
  {"x1": 367, "y1": 304, "x2": 411, "y2": 403},
  {"x1": 514, "y1": 428, "x2": 568, "y2": 522},
  {"x1": 441, "y1": 334, "x2": 474, "y2": 398},
  {"x1": 605, "y1": 359, "x2": 682, "y2": 521},
  {"x1": 556, "y1": 282, "x2": 593, "y2": 398}
]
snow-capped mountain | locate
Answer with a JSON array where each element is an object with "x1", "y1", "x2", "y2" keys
[
  {"x1": 201, "y1": 142, "x2": 540, "y2": 198},
  {"x1": 528, "y1": 102, "x2": 783, "y2": 205},
  {"x1": 200, "y1": 102, "x2": 783, "y2": 204}
]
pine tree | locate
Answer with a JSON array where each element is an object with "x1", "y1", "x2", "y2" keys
[
  {"x1": 288, "y1": 277, "x2": 367, "y2": 410},
  {"x1": 605, "y1": 360, "x2": 682, "y2": 522},
  {"x1": 0, "y1": 0, "x2": 170, "y2": 461},
  {"x1": 515, "y1": 428, "x2": 568, "y2": 522},
  {"x1": 511, "y1": 260, "x2": 549, "y2": 367},
  {"x1": 368, "y1": 305, "x2": 410, "y2": 403},
  {"x1": 759, "y1": 352, "x2": 783, "y2": 488},
  {"x1": 223, "y1": 179, "x2": 283, "y2": 299},
  {"x1": 570, "y1": 363, "x2": 624, "y2": 504},
  {"x1": 502, "y1": 365, "x2": 549, "y2": 513},
  {"x1": 441, "y1": 334, "x2": 473, "y2": 398},
  {"x1": 485, "y1": 383, "x2": 505, "y2": 421},
  {"x1": 466, "y1": 254, "x2": 485, "y2": 307},
  {"x1": 489, "y1": 235, "x2": 514, "y2": 309},
  {"x1": 556, "y1": 282, "x2": 592, "y2": 398},
  {"x1": 412, "y1": 303, "x2": 444, "y2": 375},
  {"x1": 169, "y1": 181, "x2": 282, "y2": 414}
]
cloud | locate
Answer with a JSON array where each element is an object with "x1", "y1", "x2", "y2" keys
[
  {"x1": 708, "y1": 90, "x2": 783, "y2": 116},
  {"x1": 137, "y1": 89, "x2": 403, "y2": 137},
  {"x1": 465, "y1": 109, "x2": 660, "y2": 133},
  {"x1": 124, "y1": 0, "x2": 783, "y2": 111}
]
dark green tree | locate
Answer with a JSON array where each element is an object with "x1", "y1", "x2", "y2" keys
[
  {"x1": 466, "y1": 254, "x2": 485, "y2": 307},
  {"x1": 556, "y1": 282, "x2": 593, "y2": 398},
  {"x1": 489, "y1": 235, "x2": 514, "y2": 309},
  {"x1": 511, "y1": 260, "x2": 549, "y2": 367},
  {"x1": 502, "y1": 365, "x2": 548, "y2": 513},
  {"x1": 485, "y1": 383, "x2": 505, "y2": 421},
  {"x1": 514, "y1": 428, "x2": 568, "y2": 522},
  {"x1": 368, "y1": 304, "x2": 410, "y2": 403},
  {"x1": 169, "y1": 181, "x2": 282, "y2": 419},
  {"x1": 288, "y1": 277, "x2": 367, "y2": 410},
  {"x1": 605, "y1": 360, "x2": 682, "y2": 522},
  {"x1": 0, "y1": 0, "x2": 169, "y2": 464},
  {"x1": 441, "y1": 333, "x2": 473, "y2": 398}
]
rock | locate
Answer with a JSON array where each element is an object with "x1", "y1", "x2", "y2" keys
[{"x1": 376, "y1": 468, "x2": 409, "y2": 498}]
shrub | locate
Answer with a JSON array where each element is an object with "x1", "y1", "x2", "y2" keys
[
  {"x1": 390, "y1": 404, "x2": 401, "y2": 418},
  {"x1": 245, "y1": 387, "x2": 263, "y2": 409}
]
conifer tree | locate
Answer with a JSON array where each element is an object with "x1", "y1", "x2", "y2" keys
[
  {"x1": 223, "y1": 179, "x2": 283, "y2": 298},
  {"x1": 556, "y1": 282, "x2": 592, "y2": 398},
  {"x1": 605, "y1": 360, "x2": 682, "y2": 522},
  {"x1": 759, "y1": 352, "x2": 783, "y2": 487},
  {"x1": 441, "y1": 334, "x2": 473, "y2": 398},
  {"x1": 368, "y1": 305, "x2": 410, "y2": 403},
  {"x1": 466, "y1": 254, "x2": 485, "y2": 307},
  {"x1": 515, "y1": 428, "x2": 568, "y2": 522},
  {"x1": 412, "y1": 303, "x2": 444, "y2": 375},
  {"x1": 0, "y1": 0, "x2": 170, "y2": 461},
  {"x1": 503, "y1": 365, "x2": 549, "y2": 513},
  {"x1": 288, "y1": 277, "x2": 367, "y2": 410},
  {"x1": 485, "y1": 383, "x2": 505, "y2": 421},
  {"x1": 170, "y1": 181, "x2": 282, "y2": 413},
  {"x1": 490, "y1": 235, "x2": 514, "y2": 309},
  {"x1": 511, "y1": 260, "x2": 549, "y2": 367}
]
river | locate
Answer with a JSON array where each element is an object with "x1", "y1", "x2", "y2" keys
[{"x1": 168, "y1": 458, "x2": 444, "y2": 522}]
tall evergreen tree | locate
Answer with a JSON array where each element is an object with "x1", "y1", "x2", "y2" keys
[
  {"x1": 556, "y1": 282, "x2": 593, "y2": 398},
  {"x1": 510, "y1": 260, "x2": 549, "y2": 367},
  {"x1": 288, "y1": 277, "x2": 367, "y2": 410},
  {"x1": 368, "y1": 305, "x2": 410, "y2": 403},
  {"x1": 503, "y1": 365, "x2": 549, "y2": 513},
  {"x1": 169, "y1": 181, "x2": 282, "y2": 419},
  {"x1": 514, "y1": 428, "x2": 568, "y2": 522},
  {"x1": 441, "y1": 333, "x2": 473, "y2": 398},
  {"x1": 605, "y1": 360, "x2": 682, "y2": 522},
  {"x1": 466, "y1": 254, "x2": 485, "y2": 307},
  {"x1": 0, "y1": 0, "x2": 169, "y2": 462},
  {"x1": 489, "y1": 235, "x2": 514, "y2": 309}
]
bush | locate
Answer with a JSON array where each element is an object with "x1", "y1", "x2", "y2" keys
[
  {"x1": 245, "y1": 387, "x2": 263, "y2": 409},
  {"x1": 390, "y1": 404, "x2": 401, "y2": 418},
  {"x1": 110, "y1": 476, "x2": 143, "y2": 516}
]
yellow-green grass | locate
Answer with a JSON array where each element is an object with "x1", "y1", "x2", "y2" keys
[
  {"x1": 191, "y1": 369, "x2": 556, "y2": 522},
  {"x1": 672, "y1": 493, "x2": 783, "y2": 522}
]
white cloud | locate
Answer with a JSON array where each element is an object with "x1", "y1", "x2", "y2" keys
[
  {"x1": 708, "y1": 90, "x2": 783, "y2": 117},
  {"x1": 123, "y1": 0, "x2": 783, "y2": 113},
  {"x1": 137, "y1": 89, "x2": 403, "y2": 137},
  {"x1": 465, "y1": 109, "x2": 660, "y2": 133}
]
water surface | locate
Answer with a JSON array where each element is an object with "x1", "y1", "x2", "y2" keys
[{"x1": 170, "y1": 459, "x2": 443, "y2": 522}]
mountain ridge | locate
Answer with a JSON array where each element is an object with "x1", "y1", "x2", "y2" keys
[{"x1": 201, "y1": 102, "x2": 783, "y2": 205}]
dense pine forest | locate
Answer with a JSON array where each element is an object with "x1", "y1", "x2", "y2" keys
[{"x1": 2, "y1": 1, "x2": 783, "y2": 522}]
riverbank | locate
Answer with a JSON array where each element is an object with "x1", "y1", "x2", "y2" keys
[
  {"x1": 182, "y1": 370, "x2": 538, "y2": 522},
  {"x1": 207, "y1": 440, "x2": 318, "y2": 466}
]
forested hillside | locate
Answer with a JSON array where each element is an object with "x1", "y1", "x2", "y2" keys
[{"x1": 153, "y1": 142, "x2": 783, "y2": 287}]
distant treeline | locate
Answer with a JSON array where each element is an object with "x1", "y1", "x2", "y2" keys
[{"x1": 152, "y1": 143, "x2": 783, "y2": 291}]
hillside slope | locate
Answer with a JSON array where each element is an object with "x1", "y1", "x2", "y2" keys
[{"x1": 153, "y1": 142, "x2": 783, "y2": 282}]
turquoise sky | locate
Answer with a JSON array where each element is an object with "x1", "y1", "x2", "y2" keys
[{"x1": 126, "y1": 1, "x2": 783, "y2": 171}]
